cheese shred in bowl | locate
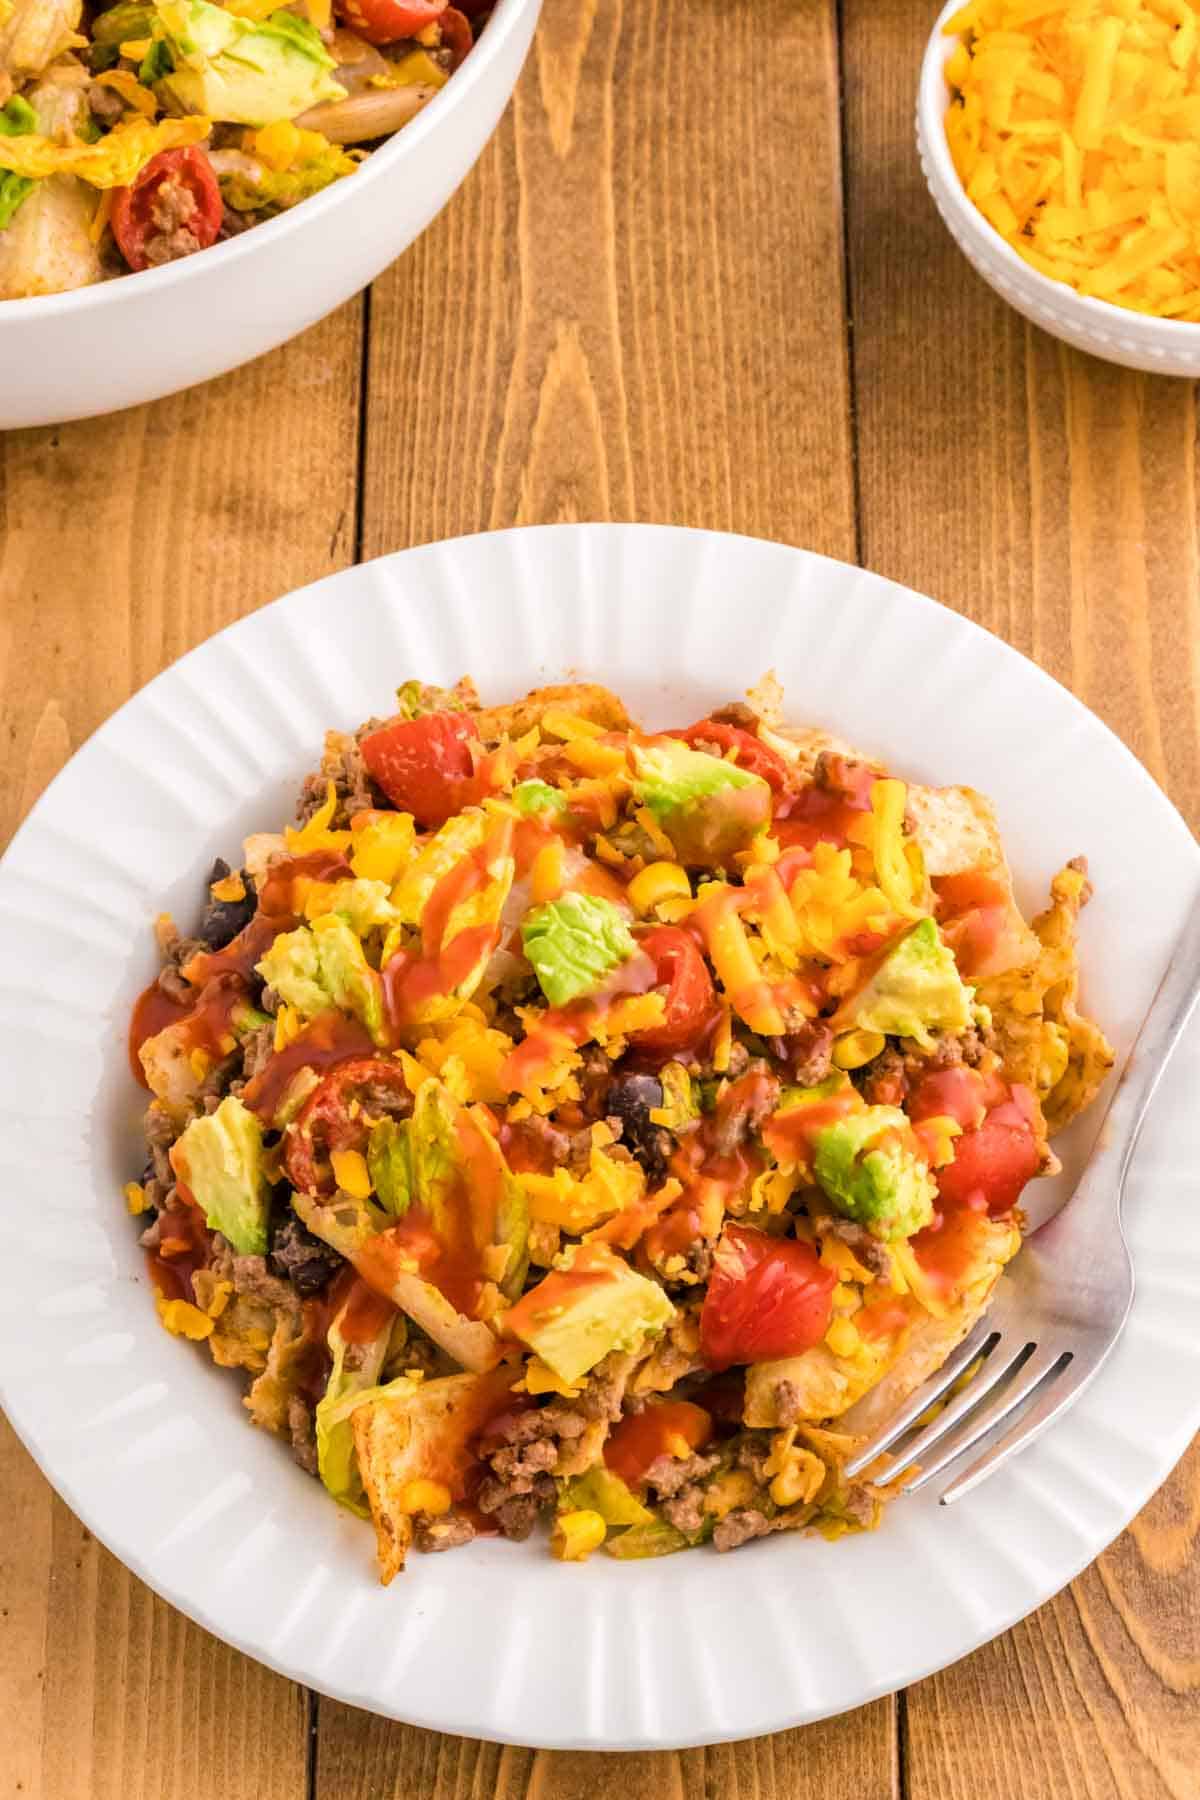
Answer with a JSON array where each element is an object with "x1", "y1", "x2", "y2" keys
[{"x1": 944, "y1": 0, "x2": 1200, "y2": 316}]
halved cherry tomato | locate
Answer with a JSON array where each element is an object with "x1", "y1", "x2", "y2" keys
[
  {"x1": 672, "y1": 719, "x2": 794, "y2": 799},
  {"x1": 932, "y1": 1083, "x2": 1041, "y2": 1217},
  {"x1": 438, "y1": 5, "x2": 474, "y2": 65},
  {"x1": 359, "y1": 711, "x2": 477, "y2": 827},
  {"x1": 631, "y1": 924, "x2": 719, "y2": 1057},
  {"x1": 604, "y1": 1400, "x2": 714, "y2": 1487},
  {"x1": 335, "y1": 0, "x2": 448, "y2": 41},
  {"x1": 111, "y1": 148, "x2": 222, "y2": 275},
  {"x1": 285, "y1": 1058, "x2": 413, "y2": 1195},
  {"x1": 699, "y1": 1222, "x2": 835, "y2": 1371}
]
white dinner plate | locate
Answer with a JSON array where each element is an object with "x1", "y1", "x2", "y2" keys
[{"x1": 0, "y1": 525, "x2": 1197, "y2": 1750}]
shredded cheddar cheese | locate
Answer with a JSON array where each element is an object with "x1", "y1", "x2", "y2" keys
[{"x1": 946, "y1": 0, "x2": 1200, "y2": 316}]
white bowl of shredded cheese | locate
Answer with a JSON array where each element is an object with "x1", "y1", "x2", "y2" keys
[{"x1": 917, "y1": 0, "x2": 1200, "y2": 376}]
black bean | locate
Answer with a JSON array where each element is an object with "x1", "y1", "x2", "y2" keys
[
  {"x1": 197, "y1": 857, "x2": 257, "y2": 950},
  {"x1": 606, "y1": 1071, "x2": 672, "y2": 1181},
  {"x1": 268, "y1": 1212, "x2": 343, "y2": 1299}
]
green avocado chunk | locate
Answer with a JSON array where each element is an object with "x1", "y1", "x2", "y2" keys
[
  {"x1": 521, "y1": 892, "x2": 636, "y2": 1008},
  {"x1": 811, "y1": 1107, "x2": 936, "y2": 1242},
  {"x1": 632, "y1": 740, "x2": 771, "y2": 867},
  {"x1": 170, "y1": 1094, "x2": 270, "y2": 1255},
  {"x1": 505, "y1": 1243, "x2": 675, "y2": 1386},
  {"x1": 559, "y1": 1466, "x2": 654, "y2": 1526},
  {"x1": 836, "y1": 916, "x2": 972, "y2": 1050},
  {"x1": 256, "y1": 914, "x2": 385, "y2": 1043},
  {"x1": 512, "y1": 779, "x2": 568, "y2": 819},
  {"x1": 152, "y1": 1, "x2": 345, "y2": 126}
]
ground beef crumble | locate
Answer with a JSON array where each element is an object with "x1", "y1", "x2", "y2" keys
[{"x1": 297, "y1": 728, "x2": 380, "y2": 826}]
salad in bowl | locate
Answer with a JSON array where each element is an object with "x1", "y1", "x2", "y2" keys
[
  {"x1": 0, "y1": 0, "x2": 486, "y2": 297},
  {"x1": 125, "y1": 673, "x2": 1114, "y2": 1581}
]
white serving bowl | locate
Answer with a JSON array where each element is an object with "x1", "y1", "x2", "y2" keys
[
  {"x1": 917, "y1": 0, "x2": 1200, "y2": 376},
  {"x1": 0, "y1": 0, "x2": 542, "y2": 430}
]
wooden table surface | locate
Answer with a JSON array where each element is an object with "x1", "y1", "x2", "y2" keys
[{"x1": 2, "y1": 0, "x2": 1199, "y2": 1794}]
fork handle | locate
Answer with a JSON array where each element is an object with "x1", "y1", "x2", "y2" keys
[{"x1": 1087, "y1": 884, "x2": 1200, "y2": 1197}]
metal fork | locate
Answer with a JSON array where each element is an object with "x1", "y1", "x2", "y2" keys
[{"x1": 843, "y1": 893, "x2": 1200, "y2": 1504}]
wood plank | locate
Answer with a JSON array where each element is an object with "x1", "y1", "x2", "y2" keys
[
  {"x1": 841, "y1": 3, "x2": 1200, "y2": 1796},
  {"x1": 903, "y1": 1441, "x2": 1200, "y2": 1800},
  {"x1": 840, "y1": 0, "x2": 1200, "y2": 830},
  {"x1": 314, "y1": 1698, "x2": 897, "y2": 1800},
  {"x1": 0, "y1": 307, "x2": 363, "y2": 1798},
  {"x1": 320, "y1": 0, "x2": 880, "y2": 1788},
  {"x1": 359, "y1": 0, "x2": 856, "y2": 557}
]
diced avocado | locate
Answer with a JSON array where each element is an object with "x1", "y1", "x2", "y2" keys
[
  {"x1": 256, "y1": 915, "x2": 385, "y2": 1044},
  {"x1": 513, "y1": 779, "x2": 567, "y2": 819},
  {"x1": 152, "y1": 1, "x2": 344, "y2": 126},
  {"x1": 811, "y1": 1108, "x2": 936, "y2": 1242},
  {"x1": 521, "y1": 892, "x2": 636, "y2": 1008},
  {"x1": 559, "y1": 1466, "x2": 654, "y2": 1526},
  {"x1": 632, "y1": 740, "x2": 771, "y2": 867},
  {"x1": 505, "y1": 1242, "x2": 675, "y2": 1386},
  {"x1": 604, "y1": 1518, "x2": 693, "y2": 1559},
  {"x1": 256, "y1": 926, "x2": 325, "y2": 1015},
  {"x1": 835, "y1": 917, "x2": 972, "y2": 1050},
  {"x1": 169, "y1": 1095, "x2": 270, "y2": 1255},
  {"x1": 313, "y1": 879, "x2": 398, "y2": 935}
]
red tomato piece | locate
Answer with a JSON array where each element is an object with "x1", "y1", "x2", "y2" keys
[
  {"x1": 934, "y1": 1085, "x2": 1042, "y2": 1217},
  {"x1": 699, "y1": 1222, "x2": 836, "y2": 1372},
  {"x1": 604, "y1": 1400, "x2": 714, "y2": 1487},
  {"x1": 631, "y1": 925, "x2": 719, "y2": 1056},
  {"x1": 335, "y1": 0, "x2": 447, "y2": 42},
  {"x1": 438, "y1": 5, "x2": 474, "y2": 65},
  {"x1": 672, "y1": 719, "x2": 794, "y2": 797},
  {"x1": 284, "y1": 1058, "x2": 413, "y2": 1195},
  {"x1": 359, "y1": 711, "x2": 477, "y2": 827},
  {"x1": 111, "y1": 148, "x2": 222, "y2": 274}
]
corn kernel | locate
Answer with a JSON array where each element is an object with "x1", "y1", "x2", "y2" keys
[
  {"x1": 210, "y1": 872, "x2": 245, "y2": 904},
  {"x1": 833, "y1": 1029, "x2": 886, "y2": 1071},
  {"x1": 331, "y1": 1148, "x2": 372, "y2": 1199},
  {"x1": 531, "y1": 840, "x2": 565, "y2": 904},
  {"x1": 398, "y1": 1480, "x2": 452, "y2": 1517},
  {"x1": 124, "y1": 1181, "x2": 148, "y2": 1216},
  {"x1": 825, "y1": 1316, "x2": 861, "y2": 1358},
  {"x1": 273, "y1": 1004, "x2": 301, "y2": 1053},
  {"x1": 249, "y1": 119, "x2": 301, "y2": 172},
  {"x1": 551, "y1": 1509, "x2": 606, "y2": 1561},
  {"x1": 188, "y1": 1049, "x2": 212, "y2": 1082},
  {"x1": 627, "y1": 860, "x2": 691, "y2": 917}
]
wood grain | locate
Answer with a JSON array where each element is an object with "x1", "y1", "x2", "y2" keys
[
  {"x1": 842, "y1": 2, "x2": 1200, "y2": 1796},
  {"x1": 314, "y1": 1695, "x2": 897, "y2": 1800},
  {"x1": 0, "y1": 309, "x2": 363, "y2": 1800},
  {"x1": 359, "y1": 0, "x2": 856, "y2": 558}
]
